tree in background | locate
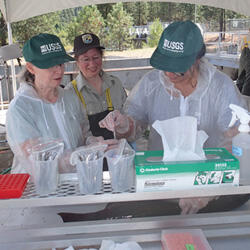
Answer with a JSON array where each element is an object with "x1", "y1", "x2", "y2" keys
[
  {"x1": 64, "y1": 5, "x2": 104, "y2": 46},
  {"x1": 147, "y1": 18, "x2": 163, "y2": 48},
  {"x1": 159, "y1": 3, "x2": 175, "y2": 22},
  {"x1": 98, "y1": 4, "x2": 114, "y2": 19},
  {"x1": 55, "y1": 8, "x2": 83, "y2": 49},
  {"x1": 106, "y1": 3, "x2": 133, "y2": 50},
  {"x1": 123, "y1": 2, "x2": 148, "y2": 26},
  {"x1": 196, "y1": 5, "x2": 245, "y2": 32},
  {"x1": 60, "y1": 7, "x2": 82, "y2": 24},
  {"x1": 175, "y1": 3, "x2": 195, "y2": 21},
  {"x1": 148, "y1": 2, "x2": 161, "y2": 22},
  {"x1": 12, "y1": 12, "x2": 60, "y2": 45},
  {"x1": 0, "y1": 12, "x2": 7, "y2": 46},
  {"x1": 3, "y1": 3, "x2": 248, "y2": 50},
  {"x1": 196, "y1": 6, "x2": 222, "y2": 31}
]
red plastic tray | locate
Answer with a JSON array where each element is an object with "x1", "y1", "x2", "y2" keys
[{"x1": 0, "y1": 173, "x2": 30, "y2": 199}]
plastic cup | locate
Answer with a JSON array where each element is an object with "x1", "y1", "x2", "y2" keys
[
  {"x1": 32, "y1": 158, "x2": 58, "y2": 195},
  {"x1": 29, "y1": 139, "x2": 64, "y2": 195},
  {"x1": 105, "y1": 148, "x2": 135, "y2": 192},
  {"x1": 76, "y1": 153, "x2": 104, "y2": 194}
]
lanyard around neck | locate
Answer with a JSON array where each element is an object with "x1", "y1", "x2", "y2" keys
[{"x1": 72, "y1": 79, "x2": 113, "y2": 111}]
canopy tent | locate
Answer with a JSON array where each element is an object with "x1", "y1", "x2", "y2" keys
[
  {"x1": 0, "y1": 0, "x2": 249, "y2": 95},
  {"x1": 0, "y1": 0, "x2": 250, "y2": 23}
]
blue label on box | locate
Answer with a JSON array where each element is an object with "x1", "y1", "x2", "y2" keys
[{"x1": 232, "y1": 145, "x2": 242, "y2": 156}]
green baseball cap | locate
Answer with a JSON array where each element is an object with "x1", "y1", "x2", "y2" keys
[
  {"x1": 23, "y1": 33, "x2": 74, "y2": 69},
  {"x1": 150, "y1": 21, "x2": 204, "y2": 72}
]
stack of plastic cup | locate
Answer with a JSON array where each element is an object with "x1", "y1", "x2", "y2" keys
[
  {"x1": 32, "y1": 158, "x2": 59, "y2": 195},
  {"x1": 70, "y1": 144, "x2": 107, "y2": 194},
  {"x1": 105, "y1": 145, "x2": 135, "y2": 193},
  {"x1": 30, "y1": 139, "x2": 64, "y2": 195}
]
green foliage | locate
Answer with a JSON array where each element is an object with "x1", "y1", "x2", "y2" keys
[
  {"x1": 4, "y1": 3, "x2": 249, "y2": 51},
  {"x1": 106, "y1": 3, "x2": 133, "y2": 51},
  {"x1": 197, "y1": 6, "x2": 220, "y2": 25},
  {"x1": 123, "y1": 2, "x2": 148, "y2": 25},
  {"x1": 60, "y1": 7, "x2": 82, "y2": 23},
  {"x1": 225, "y1": 10, "x2": 246, "y2": 19},
  {"x1": 0, "y1": 12, "x2": 7, "y2": 46},
  {"x1": 195, "y1": 5, "x2": 246, "y2": 32},
  {"x1": 176, "y1": 3, "x2": 195, "y2": 21},
  {"x1": 97, "y1": 4, "x2": 115, "y2": 19},
  {"x1": 160, "y1": 3, "x2": 176, "y2": 22},
  {"x1": 65, "y1": 5, "x2": 104, "y2": 46},
  {"x1": 147, "y1": 18, "x2": 163, "y2": 48},
  {"x1": 147, "y1": 2, "x2": 194, "y2": 23},
  {"x1": 165, "y1": 3, "x2": 194, "y2": 21},
  {"x1": 147, "y1": 2, "x2": 161, "y2": 22},
  {"x1": 12, "y1": 12, "x2": 61, "y2": 45}
]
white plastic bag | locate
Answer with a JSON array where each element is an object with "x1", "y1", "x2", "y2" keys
[
  {"x1": 99, "y1": 240, "x2": 142, "y2": 250},
  {"x1": 62, "y1": 240, "x2": 142, "y2": 250}
]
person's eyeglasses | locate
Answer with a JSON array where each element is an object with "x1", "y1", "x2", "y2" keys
[
  {"x1": 173, "y1": 72, "x2": 185, "y2": 76},
  {"x1": 77, "y1": 55, "x2": 102, "y2": 64}
]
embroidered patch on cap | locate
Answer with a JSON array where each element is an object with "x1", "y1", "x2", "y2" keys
[
  {"x1": 40, "y1": 42, "x2": 62, "y2": 55},
  {"x1": 82, "y1": 34, "x2": 93, "y2": 44},
  {"x1": 163, "y1": 39, "x2": 184, "y2": 53},
  {"x1": 22, "y1": 33, "x2": 74, "y2": 69},
  {"x1": 150, "y1": 21, "x2": 204, "y2": 72},
  {"x1": 73, "y1": 33, "x2": 105, "y2": 55}
]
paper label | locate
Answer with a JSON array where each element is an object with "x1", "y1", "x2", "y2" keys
[
  {"x1": 136, "y1": 170, "x2": 239, "y2": 192},
  {"x1": 232, "y1": 145, "x2": 242, "y2": 157}
]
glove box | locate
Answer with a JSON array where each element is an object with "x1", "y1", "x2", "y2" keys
[{"x1": 135, "y1": 148, "x2": 239, "y2": 192}]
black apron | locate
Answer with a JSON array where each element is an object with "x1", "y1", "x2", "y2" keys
[
  {"x1": 88, "y1": 110, "x2": 113, "y2": 171},
  {"x1": 88, "y1": 110, "x2": 114, "y2": 140},
  {"x1": 71, "y1": 79, "x2": 114, "y2": 170}
]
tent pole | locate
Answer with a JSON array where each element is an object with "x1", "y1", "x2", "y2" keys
[
  {"x1": 7, "y1": 22, "x2": 17, "y2": 97},
  {"x1": 195, "y1": 4, "x2": 197, "y2": 23}
]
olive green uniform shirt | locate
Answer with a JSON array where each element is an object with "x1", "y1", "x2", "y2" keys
[{"x1": 66, "y1": 71, "x2": 127, "y2": 115}]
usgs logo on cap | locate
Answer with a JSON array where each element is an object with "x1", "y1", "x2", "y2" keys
[
  {"x1": 40, "y1": 42, "x2": 62, "y2": 55},
  {"x1": 163, "y1": 39, "x2": 184, "y2": 53}
]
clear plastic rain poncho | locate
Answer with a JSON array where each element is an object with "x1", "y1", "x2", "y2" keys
[
  {"x1": 124, "y1": 58, "x2": 247, "y2": 150},
  {"x1": 6, "y1": 82, "x2": 91, "y2": 173}
]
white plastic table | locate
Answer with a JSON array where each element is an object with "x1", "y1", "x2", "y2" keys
[
  {"x1": 0, "y1": 173, "x2": 250, "y2": 250},
  {"x1": 205, "y1": 52, "x2": 240, "y2": 69}
]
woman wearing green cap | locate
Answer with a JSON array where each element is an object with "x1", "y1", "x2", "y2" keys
[
  {"x1": 6, "y1": 33, "x2": 116, "y2": 174},
  {"x1": 2, "y1": 33, "x2": 114, "y2": 226},
  {"x1": 99, "y1": 21, "x2": 249, "y2": 216}
]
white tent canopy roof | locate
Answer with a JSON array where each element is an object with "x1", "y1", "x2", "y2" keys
[{"x1": 0, "y1": 0, "x2": 249, "y2": 23}]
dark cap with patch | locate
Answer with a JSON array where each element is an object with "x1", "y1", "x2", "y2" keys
[{"x1": 73, "y1": 33, "x2": 105, "y2": 56}]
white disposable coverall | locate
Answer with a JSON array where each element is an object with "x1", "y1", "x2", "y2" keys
[
  {"x1": 1, "y1": 83, "x2": 105, "y2": 227},
  {"x1": 125, "y1": 59, "x2": 246, "y2": 150},
  {"x1": 6, "y1": 83, "x2": 91, "y2": 173}
]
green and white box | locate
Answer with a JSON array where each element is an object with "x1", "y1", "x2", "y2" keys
[{"x1": 135, "y1": 148, "x2": 239, "y2": 192}]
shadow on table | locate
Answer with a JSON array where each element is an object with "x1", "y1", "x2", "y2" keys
[{"x1": 59, "y1": 194, "x2": 250, "y2": 222}]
